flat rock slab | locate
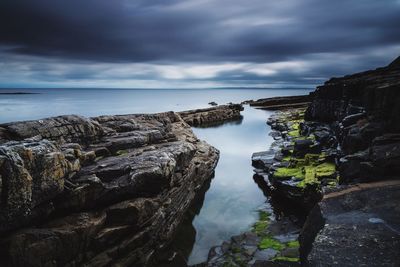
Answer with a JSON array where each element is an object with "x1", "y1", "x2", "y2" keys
[
  {"x1": 178, "y1": 104, "x2": 243, "y2": 127},
  {"x1": 301, "y1": 180, "x2": 400, "y2": 267}
]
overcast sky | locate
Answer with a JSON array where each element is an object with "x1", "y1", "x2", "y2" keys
[{"x1": 0, "y1": 0, "x2": 399, "y2": 88}]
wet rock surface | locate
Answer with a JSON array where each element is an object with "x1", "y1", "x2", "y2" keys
[
  {"x1": 199, "y1": 207, "x2": 302, "y2": 267},
  {"x1": 252, "y1": 108, "x2": 338, "y2": 211},
  {"x1": 300, "y1": 180, "x2": 400, "y2": 267},
  {"x1": 178, "y1": 104, "x2": 243, "y2": 127},
  {"x1": 0, "y1": 112, "x2": 219, "y2": 267}
]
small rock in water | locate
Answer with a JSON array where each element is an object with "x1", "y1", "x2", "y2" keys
[{"x1": 208, "y1": 101, "x2": 218, "y2": 106}]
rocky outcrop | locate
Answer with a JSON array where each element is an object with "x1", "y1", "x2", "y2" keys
[
  {"x1": 300, "y1": 180, "x2": 400, "y2": 267},
  {"x1": 303, "y1": 57, "x2": 400, "y2": 183},
  {"x1": 0, "y1": 112, "x2": 219, "y2": 267},
  {"x1": 246, "y1": 95, "x2": 311, "y2": 110},
  {"x1": 248, "y1": 56, "x2": 400, "y2": 267},
  {"x1": 306, "y1": 57, "x2": 400, "y2": 146},
  {"x1": 178, "y1": 104, "x2": 243, "y2": 127}
]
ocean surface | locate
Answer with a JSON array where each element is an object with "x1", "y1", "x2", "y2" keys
[
  {"x1": 0, "y1": 88, "x2": 312, "y2": 264},
  {"x1": 0, "y1": 88, "x2": 310, "y2": 123}
]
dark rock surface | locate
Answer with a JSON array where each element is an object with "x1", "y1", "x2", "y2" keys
[
  {"x1": 246, "y1": 95, "x2": 311, "y2": 110},
  {"x1": 0, "y1": 112, "x2": 219, "y2": 267},
  {"x1": 306, "y1": 57, "x2": 400, "y2": 146},
  {"x1": 179, "y1": 104, "x2": 243, "y2": 127},
  {"x1": 304, "y1": 57, "x2": 400, "y2": 183},
  {"x1": 300, "y1": 180, "x2": 400, "y2": 267}
]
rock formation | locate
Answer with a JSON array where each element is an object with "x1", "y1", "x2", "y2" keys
[
  {"x1": 0, "y1": 112, "x2": 219, "y2": 267},
  {"x1": 298, "y1": 56, "x2": 400, "y2": 266},
  {"x1": 178, "y1": 104, "x2": 243, "y2": 127},
  {"x1": 245, "y1": 95, "x2": 311, "y2": 110},
  {"x1": 248, "y1": 57, "x2": 400, "y2": 266}
]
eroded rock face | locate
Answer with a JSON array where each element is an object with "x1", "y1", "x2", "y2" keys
[{"x1": 0, "y1": 112, "x2": 219, "y2": 267}]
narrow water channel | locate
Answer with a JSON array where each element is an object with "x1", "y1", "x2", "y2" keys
[{"x1": 166, "y1": 106, "x2": 275, "y2": 265}]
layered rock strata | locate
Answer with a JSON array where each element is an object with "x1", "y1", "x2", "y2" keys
[
  {"x1": 246, "y1": 95, "x2": 311, "y2": 110},
  {"x1": 305, "y1": 56, "x2": 400, "y2": 182},
  {"x1": 178, "y1": 104, "x2": 243, "y2": 127},
  {"x1": 0, "y1": 112, "x2": 219, "y2": 267}
]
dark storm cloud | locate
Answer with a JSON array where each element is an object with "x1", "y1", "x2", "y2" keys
[
  {"x1": 1, "y1": 0, "x2": 399, "y2": 63},
  {"x1": 0, "y1": 0, "x2": 399, "y2": 88}
]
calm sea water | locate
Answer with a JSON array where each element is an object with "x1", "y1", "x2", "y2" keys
[
  {"x1": 187, "y1": 107, "x2": 273, "y2": 264},
  {"x1": 0, "y1": 88, "x2": 310, "y2": 123},
  {"x1": 0, "y1": 88, "x2": 311, "y2": 265}
]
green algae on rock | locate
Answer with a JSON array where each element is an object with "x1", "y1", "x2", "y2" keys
[
  {"x1": 253, "y1": 107, "x2": 339, "y2": 209},
  {"x1": 258, "y1": 236, "x2": 285, "y2": 250}
]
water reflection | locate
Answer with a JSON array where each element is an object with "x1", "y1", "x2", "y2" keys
[{"x1": 166, "y1": 106, "x2": 274, "y2": 265}]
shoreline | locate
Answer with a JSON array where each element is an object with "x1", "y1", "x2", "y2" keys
[{"x1": 0, "y1": 56, "x2": 399, "y2": 266}]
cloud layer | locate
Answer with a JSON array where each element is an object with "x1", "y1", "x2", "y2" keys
[{"x1": 0, "y1": 0, "x2": 399, "y2": 88}]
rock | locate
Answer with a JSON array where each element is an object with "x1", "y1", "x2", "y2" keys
[
  {"x1": 338, "y1": 149, "x2": 372, "y2": 183},
  {"x1": 341, "y1": 113, "x2": 366, "y2": 127},
  {"x1": 208, "y1": 101, "x2": 218, "y2": 106},
  {"x1": 252, "y1": 150, "x2": 276, "y2": 170},
  {"x1": 370, "y1": 134, "x2": 400, "y2": 177},
  {"x1": 0, "y1": 115, "x2": 104, "y2": 145},
  {"x1": 300, "y1": 180, "x2": 400, "y2": 267},
  {"x1": 293, "y1": 139, "x2": 314, "y2": 152},
  {"x1": 305, "y1": 57, "x2": 400, "y2": 133},
  {"x1": 293, "y1": 139, "x2": 321, "y2": 156},
  {"x1": 5, "y1": 212, "x2": 107, "y2": 267},
  {"x1": 0, "y1": 139, "x2": 75, "y2": 233},
  {"x1": 178, "y1": 104, "x2": 243, "y2": 127},
  {"x1": 248, "y1": 95, "x2": 311, "y2": 110},
  {"x1": 0, "y1": 112, "x2": 219, "y2": 267},
  {"x1": 253, "y1": 249, "x2": 278, "y2": 261}
]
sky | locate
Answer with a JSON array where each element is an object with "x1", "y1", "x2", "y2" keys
[{"x1": 0, "y1": 0, "x2": 399, "y2": 89}]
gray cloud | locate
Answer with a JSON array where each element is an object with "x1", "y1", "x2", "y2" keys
[{"x1": 0, "y1": 0, "x2": 399, "y2": 87}]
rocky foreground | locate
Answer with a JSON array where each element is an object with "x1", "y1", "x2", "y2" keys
[{"x1": 0, "y1": 104, "x2": 246, "y2": 266}]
